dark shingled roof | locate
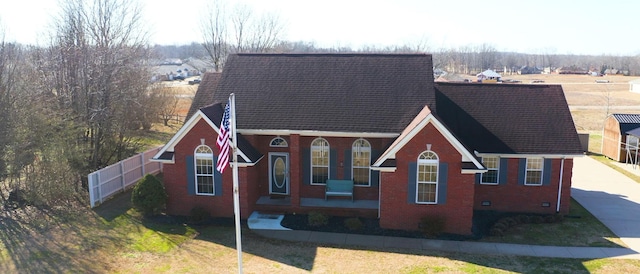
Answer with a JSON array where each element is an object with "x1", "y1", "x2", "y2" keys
[
  {"x1": 186, "y1": 72, "x2": 222, "y2": 121},
  {"x1": 209, "y1": 53, "x2": 436, "y2": 133},
  {"x1": 188, "y1": 54, "x2": 581, "y2": 157},
  {"x1": 434, "y1": 83, "x2": 582, "y2": 155},
  {"x1": 201, "y1": 103, "x2": 263, "y2": 163}
]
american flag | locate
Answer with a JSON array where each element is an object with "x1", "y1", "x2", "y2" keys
[{"x1": 216, "y1": 100, "x2": 231, "y2": 173}]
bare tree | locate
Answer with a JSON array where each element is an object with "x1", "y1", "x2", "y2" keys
[
  {"x1": 149, "y1": 86, "x2": 181, "y2": 127},
  {"x1": 43, "y1": 0, "x2": 153, "y2": 171},
  {"x1": 0, "y1": 30, "x2": 18, "y2": 182},
  {"x1": 200, "y1": 0, "x2": 227, "y2": 71},
  {"x1": 200, "y1": 1, "x2": 285, "y2": 70},
  {"x1": 244, "y1": 12, "x2": 285, "y2": 53}
]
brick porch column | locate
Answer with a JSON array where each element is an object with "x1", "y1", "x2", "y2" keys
[{"x1": 289, "y1": 134, "x2": 301, "y2": 208}]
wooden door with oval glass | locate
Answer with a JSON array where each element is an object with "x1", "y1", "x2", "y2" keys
[{"x1": 269, "y1": 153, "x2": 289, "y2": 195}]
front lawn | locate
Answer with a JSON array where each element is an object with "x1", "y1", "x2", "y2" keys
[
  {"x1": 479, "y1": 198, "x2": 625, "y2": 247},
  {"x1": 1, "y1": 190, "x2": 638, "y2": 273}
]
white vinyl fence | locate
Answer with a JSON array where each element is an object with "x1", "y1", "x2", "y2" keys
[{"x1": 88, "y1": 147, "x2": 162, "y2": 208}]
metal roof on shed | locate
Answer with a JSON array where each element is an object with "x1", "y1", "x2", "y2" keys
[{"x1": 613, "y1": 114, "x2": 640, "y2": 124}]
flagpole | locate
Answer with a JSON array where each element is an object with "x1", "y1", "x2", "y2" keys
[{"x1": 230, "y1": 93, "x2": 243, "y2": 273}]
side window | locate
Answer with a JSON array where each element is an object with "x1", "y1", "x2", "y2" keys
[
  {"x1": 311, "y1": 138, "x2": 329, "y2": 184},
  {"x1": 525, "y1": 158, "x2": 543, "y2": 186},
  {"x1": 195, "y1": 145, "x2": 215, "y2": 195},
  {"x1": 481, "y1": 157, "x2": 499, "y2": 184},
  {"x1": 352, "y1": 139, "x2": 371, "y2": 186},
  {"x1": 417, "y1": 151, "x2": 438, "y2": 204}
]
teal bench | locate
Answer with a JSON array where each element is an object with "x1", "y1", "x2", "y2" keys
[{"x1": 325, "y1": 179, "x2": 354, "y2": 201}]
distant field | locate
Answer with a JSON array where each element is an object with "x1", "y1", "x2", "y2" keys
[
  {"x1": 486, "y1": 74, "x2": 640, "y2": 133},
  {"x1": 157, "y1": 78, "x2": 198, "y2": 119}
]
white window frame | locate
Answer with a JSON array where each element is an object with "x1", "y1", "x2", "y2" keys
[
  {"x1": 480, "y1": 156, "x2": 499, "y2": 185},
  {"x1": 525, "y1": 158, "x2": 543, "y2": 186},
  {"x1": 416, "y1": 151, "x2": 438, "y2": 204},
  {"x1": 352, "y1": 139, "x2": 371, "y2": 186},
  {"x1": 270, "y1": 137, "x2": 288, "y2": 147},
  {"x1": 310, "y1": 138, "x2": 330, "y2": 185},
  {"x1": 194, "y1": 145, "x2": 215, "y2": 195}
]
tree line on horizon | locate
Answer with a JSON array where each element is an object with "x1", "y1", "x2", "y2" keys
[{"x1": 153, "y1": 41, "x2": 640, "y2": 76}]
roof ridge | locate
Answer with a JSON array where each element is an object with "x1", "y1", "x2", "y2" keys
[{"x1": 233, "y1": 53, "x2": 431, "y2": 57}]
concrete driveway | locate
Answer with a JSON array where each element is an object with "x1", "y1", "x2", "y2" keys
[{"x1": 572, "y1": 156, "x2": 640, "y2": 252}]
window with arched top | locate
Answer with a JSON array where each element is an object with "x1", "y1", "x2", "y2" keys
[
  {"x1": 194, "y1": 145, "x2": 215, "y2": 195},
  {"x1": 270, "y1": 137, "x2": 288, "y2": 147},
  {"x1": 352, "y1": 139, "x2": 371, "y2": 186},
  {"x1": 416, "y1": 151, "x2": 438, "y2": 203},
  {"x1": 311, "y1": 138, "x2": 329, "y2": 184}
]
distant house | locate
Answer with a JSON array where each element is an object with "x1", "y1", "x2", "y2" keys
[
  {"x1": 476, "y1": 69, "x2": 502, "y2": 82},
  {"x1": 556, "y1": 66, "x2": 588, "y2": 75},
  {"x1": 152, "y1": 53, "x2": 582, "y2": 236},
  {"x1": 150, "y1": 59, "x2": 201, "y2": 82},
  {"x1": 604, "y1": 68, "x2": 619, "y2": 75},
  {"x1": 517, "y1": 66, "x2": 542, "y2": 75},
  {"x1": 629, "y1": 79, "x2": 640, "y2": 93},
  {"x1": 602, "y1": 114, "x2": 640, "y2": 162}
]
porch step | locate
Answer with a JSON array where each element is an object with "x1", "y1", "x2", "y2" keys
[
  {"x1": 247, "y1": 211, "x2": 291, "y2": 231},
  {"x1": 300, "y1": 198, "x2": 378, "y2": 209}
]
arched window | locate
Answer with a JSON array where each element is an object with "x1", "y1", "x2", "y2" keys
[
  {"x1": 416, "y1": 151, "x2": 438, "y2": 203},
  {"x1": 311, "y1": 138, "x2": 329, "y2": 184},
  {"x1": 270, "y1": 137, "x2": 288, "y2": 147},
  {"x1": 195, "y1": 145, "x2": 215, "y2": 195},
  {"x1": 352, "y1": 139, "x2": 371, "y2": 186}
]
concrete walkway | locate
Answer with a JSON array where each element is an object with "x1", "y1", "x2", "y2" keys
[
  {"x1": 572, "y1": 156, "x2": 640, "y2": 254},
  {"x1": 252, "y1": 156, "x2": 640, "y2": 259},
  {"x1": 252, "y1": 229, "x2": 640, "y2": 259}
]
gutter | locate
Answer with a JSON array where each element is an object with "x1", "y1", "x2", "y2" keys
[{"x1": 556, "y1": 157, "x2": 566, "y2": 212}]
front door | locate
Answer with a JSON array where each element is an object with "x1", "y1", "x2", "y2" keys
[{"x1": 269, "y1": 153, "x2": 289, "y2": 195}]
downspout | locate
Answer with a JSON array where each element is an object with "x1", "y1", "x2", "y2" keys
[
  {"x1": 378, "y1": 172, "x2": 381, "y2": 219},
  {"x1": 556, "y1": 157, "x2": 566, "y2": 213}
]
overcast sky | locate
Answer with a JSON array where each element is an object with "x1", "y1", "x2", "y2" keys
[{"x1": 1, "y1": 0, "x2": 638, "y2": 55}]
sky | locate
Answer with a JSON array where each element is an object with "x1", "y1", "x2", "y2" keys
[{"x1": 1, "y1": 0, "x2": 638, "y2": 55}]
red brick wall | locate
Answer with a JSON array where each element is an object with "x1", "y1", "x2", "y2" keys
[
  {"x1": 163, "y1": 118, "x2": 235, "y2": 217},
  {"x1": 474, "y1": 158, "x2": 574, "y2": 214},
  {"x1": 163, "y1": 121, "x2": 396, "y2": 217},
  {"x1": 379, "y1": 123, "x2": 475, "y2": 235}
]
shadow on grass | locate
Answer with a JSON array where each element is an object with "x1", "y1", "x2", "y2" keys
[
  {"x1": 0, "y1": 202, "x2": 113, "y2": 273},
  {"x1": 93, "y1": 189, "x2": 133, "y2": 222},
  {"x1": 2, "y1": 185, "x2": 633, "y2": 273}
]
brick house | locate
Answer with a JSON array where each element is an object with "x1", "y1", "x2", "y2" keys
[{"x1": 152, "y1": 53, "x2": 582, "y2": 235}]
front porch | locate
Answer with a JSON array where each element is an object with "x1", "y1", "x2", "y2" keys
[
  {"x1": 255, "y1": 196, "x2": 379, "y2": 218},
  {"x1": 256, "y1": 196, "x2": 378, "y2": 209}
]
